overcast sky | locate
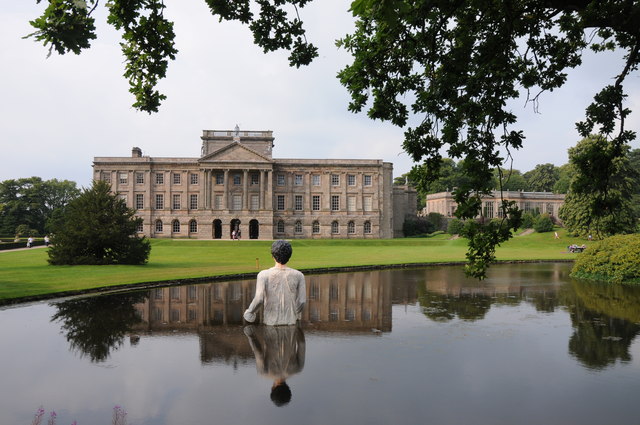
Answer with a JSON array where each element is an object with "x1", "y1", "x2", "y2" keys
[{"x1": 2, "y1": 1, "x2": 639, "y2": 188}]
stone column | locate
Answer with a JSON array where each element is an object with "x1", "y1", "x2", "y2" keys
[
  {"x1": 259, "y1": 170, "x2": 266, "y2": 210},
  {"x1": 265, "y1": 170, "x2": 273, "y2": 210},
  {"x1": 223, "y1": 169, "x2": 229, "y2": 210},
  {"x1": 243, "y1": 169, "x2": 249, "y2": 210},
  {"x1": 305, "y1": 171, "x2": 312, "y2": 211}
]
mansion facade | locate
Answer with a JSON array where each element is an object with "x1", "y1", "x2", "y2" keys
[
  {"x1": 422, "y1": 190, "x2": 566, "y2": 220},
  {"x1": 93, "y1": 128, "x2": 415, "y2": 240}
]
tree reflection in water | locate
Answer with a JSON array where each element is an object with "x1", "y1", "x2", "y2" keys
[
  {"x1": 565, "y1": 279, "x2": 640, "y2": 370},
  {"x1": 414, "y1": 272, "x2": 640, "y2": 371},
  {"x1": 51, "y1": 292, "x2": 148, "y2": 362}
]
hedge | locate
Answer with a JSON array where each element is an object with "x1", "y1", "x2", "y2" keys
[
  {"x1": 571, "y1": 234, "x2": 640, "y2": 283},
  {"x1": 0, "y1": 240, "x2": 46, "y2": 251}
]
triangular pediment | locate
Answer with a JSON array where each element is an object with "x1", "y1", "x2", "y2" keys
[{"x1": 199, "y1": 142, "x2": 272, "y2": 163}]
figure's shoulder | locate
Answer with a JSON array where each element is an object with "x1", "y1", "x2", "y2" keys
[{"x1": 287, "y1": 267, "x2": 305, "y2": 279}]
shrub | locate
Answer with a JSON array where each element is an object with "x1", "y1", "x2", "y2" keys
[
  {"x1": 447, "y1": 218, "x2": 464, "y2": 235},
  {"x1": 533, "y1": 213, "x2": 554, "y2": 233},
  {"x1": 403, "y1": 215, "x2": 435, "y2": 236},
  {"x1": 47, "y1": 180, "x2": 150, "y2": 265},
  {"x1": 571, "y1": 234, "x2": 640, "y2": 283},
  {"x1": 521, "y1": 212, "x2": 537, "y2": 229},
  {"x1": 426, "y1": 212, "x2": 445, "y2": 231}
]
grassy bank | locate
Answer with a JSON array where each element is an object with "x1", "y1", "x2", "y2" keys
[{"x1": 0, "y1": 229, "x2": 585, "y2": 302}]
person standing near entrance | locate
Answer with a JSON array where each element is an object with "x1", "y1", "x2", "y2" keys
[{"x1": 244, "y1": 240, "x2": 306, "y2": 326}]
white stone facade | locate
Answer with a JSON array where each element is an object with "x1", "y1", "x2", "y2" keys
[
  {"x1": 422, "y1": 190, "x2": 566, "y2": 220},
  {"x1": 93, "y1": 129, "x2": 409, "y2": 240}
]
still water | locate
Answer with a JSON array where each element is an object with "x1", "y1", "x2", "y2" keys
[{"x1": 1, "y1": 263, "x2": 639, "y2": 425}]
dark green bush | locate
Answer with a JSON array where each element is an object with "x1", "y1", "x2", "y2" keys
[
  {"x1": 447, "y1": 218, "x2": 464, "y2": 235},
  {"x1": 533, "y1": 213, "x2": 554, "y2": 233},
  {"x1": 48, "y1": 180, "x2": 150, "y2": 265},
  {"x1": 403, "y1": 215, "x2": 436, "y2": 237},
  {"x1": 521, "y1": 212, "x2": 537, "y2": 229},
  {"x1": 571, "y1": 234, "x2": 640, "y2": 283},
  {"x1": 426, "y1": 212, "x2": 445, "y2": 231}
]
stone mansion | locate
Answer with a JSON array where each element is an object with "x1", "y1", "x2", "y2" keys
[{"x1": 93, "y1": 128, "x2": 416, "y2": 240}]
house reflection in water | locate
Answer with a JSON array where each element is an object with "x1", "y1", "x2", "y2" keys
[{"x1": 130, "y1": 271, "x2": 392, "y2": 364}]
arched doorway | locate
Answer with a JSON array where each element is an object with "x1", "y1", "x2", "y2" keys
[
  {"x1": 249, "y1": 219, "x2": 259, "y2": 239},
  {"x1": 230, "y1": 219, "x2": 241, "y2": 239},
  {"x1": 213, "y1": 219, "x2": 222, "y2": 239}
]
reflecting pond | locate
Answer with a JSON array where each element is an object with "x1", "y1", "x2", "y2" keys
[{"x1": 1, "y1": 263, "x2": 640, "y2": 425}]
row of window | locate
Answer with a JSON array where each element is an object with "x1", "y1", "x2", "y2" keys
[
  {"x1": 151, "y1": 220, "x2": 198, "y2": 234},
  {"x1": 275, "y1": 220, "x2": 372, "y2": 235},
  {"x1": 145, "y1": 219, "x2": 373, "y2": 235},
  {"x1": 103, "y1": 172, "x2": 374, "y2": 187},
  {"x1": 130, "y1": 194, "x2": 200, "y2": 210},
  {"x1": 106, "y1": 172, "x2": 200, "y2": 185},
  {"x1": 131, "y1": 193, "x2": 374, "y2": 212}
]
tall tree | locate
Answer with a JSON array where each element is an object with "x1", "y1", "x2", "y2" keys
[
  {"x1": 494, "y1": 168, "x2": 528, "y2": 192},
  {"x1": 553, "y1": 164, "x2": 575, "y2": 194},
  {"x1": 0, "y1": 177, "x2": 80, "y2": 236},
  {"x1": 27, "y1": 1, "x2": 640, "y2": 277},
  {"x1": 524, "y1": 164, "x2": 560, "y2": 192},
  {"x1": 48, "y1": 180, "x2": 150, "y2": 265},
  {"x1": 559, "y1": 135, "x2": 636, "y2": 238}
]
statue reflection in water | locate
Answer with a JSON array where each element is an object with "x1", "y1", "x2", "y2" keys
[{"x1": 244, "y1": 324, "x2": 305, "y2": 407}]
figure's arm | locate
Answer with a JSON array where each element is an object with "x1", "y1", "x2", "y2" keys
[
  {"x1": 244, "y1": 273, "x2": 266, "y2": 322},
  {"x1": 295, "y1": 273, "x2": 306, "y2": 316}
]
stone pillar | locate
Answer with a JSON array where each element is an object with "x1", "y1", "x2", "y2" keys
[
  {"x1": 259, "y1": 170, "x2": 266, "y2": 210},
  {"x1": 223, "y1": 169, "x2": 229, "y2": 210},
  {"x1": 265, "y1": 170, "x2": 273, "y2": 210},
  {"x1": 305, "y1": 171, "x2": 312, "y2": 211},
  {"x1": 202, "y1": 169, "x2": 209, "y2": 209},
  {"x1": 243, "y1": 169, "x2": 249, "y2": 210}
]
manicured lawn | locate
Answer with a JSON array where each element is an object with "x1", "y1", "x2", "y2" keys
[{"x1": 0, "y1": 229, "x2": 585, "y2": 302}]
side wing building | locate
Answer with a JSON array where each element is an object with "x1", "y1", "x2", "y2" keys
[{"x1": 93, "y1": 129, "x2": 414, "y2": 240}]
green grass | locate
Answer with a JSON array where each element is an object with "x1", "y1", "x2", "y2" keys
[{"x1": 0, "y1": 228, "x2": 586, "y2": 302}]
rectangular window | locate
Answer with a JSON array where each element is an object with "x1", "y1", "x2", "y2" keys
[
  {"x1": 102, "y1": 172, "x2": 111, "y2": 183},
  {"x1": 155, "y1": 173, "x2": 164, "y2": 185},
  {"x1": 331, "y1": 174, "x2": 340, "y2": 186},
  {"x1": 136, "y1": 222, "x2": 144, "y2": 233},
  {"x1": 331, "y1": 195, "x2": 340, "y2": 211},
  {"x1": 119, "y1": 173, "x2": 128, "y2": 184},
  {"x1": 347, "y1": 196, "x2": 356, "y2": 212},
  {"x1": 277, "y1": 174, "x2": 286, "y2": 186},
  {"x1": 216, "y1": 173, "x2": 224, "y2": 185},
  {"x1": 173, "y1": 173, "x2": 181, "y2": 184},
  {"x1": 190, "y1": 173, "x2": 198, "y2": 185},
  {"x1": 251, "y1": 173, "x2": 259, "y2": 185},
  {"x1": 251, "y1": 194, "x2": 259, "y2": 210},
  {"x1": 214, "y1": 194, "x2": 223, "y2": 210},
  {"x1": 483, "y1": 201, "x2": 494, "y2": 218},
  {"x1": 312, "y1": 174, "x2": 320, "y2": 186},
  {"x1": 190, "y1": 194, "x2": 198, "y2": 210},
  {"x1": 135, "y1": 194, "x2": 144, "y2": 209},
  {"x1": 155, "y1": 194, "x2": 164, "y2": 210},
  {"x1": 294, "y1": 174, "x2": 303, "y2": 185},
  {"x1": 364, "y1": 175, "x2": 372, "y2": 186},
  {"x1": 295, "y1": 195, "x2": 303, "y2": 211},
  {"x1": 233, "y1": 174, "x2": 241, "y2": 185},
  {"x1": 136, "y1": 173, "x2": 144, "y2": 184},
  {"x1": 277, "y1": 195, "x2": 285, "y2": 211},
  {"x1": 364, "y1": 196, "x2": 373, "y2": 212},
  {"x1": 172, "y1": 194, "x2": 181, "y2": 210},
  {"x1": 188, "y1": 285, "x2": 197, "y2": 300},
  {"x1": 312, "y1": 195, "x2": 320, "y2": 211},
  {"x1": 232, "y1": 194, "x2": 242, "y2": 210},
  {"x1": 347, "y1": 174, "x2": 356, "y2": 186}
]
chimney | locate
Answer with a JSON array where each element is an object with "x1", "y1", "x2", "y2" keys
[{"x1": 132, "y1": 147, "x2": 142, "y2": 158}]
